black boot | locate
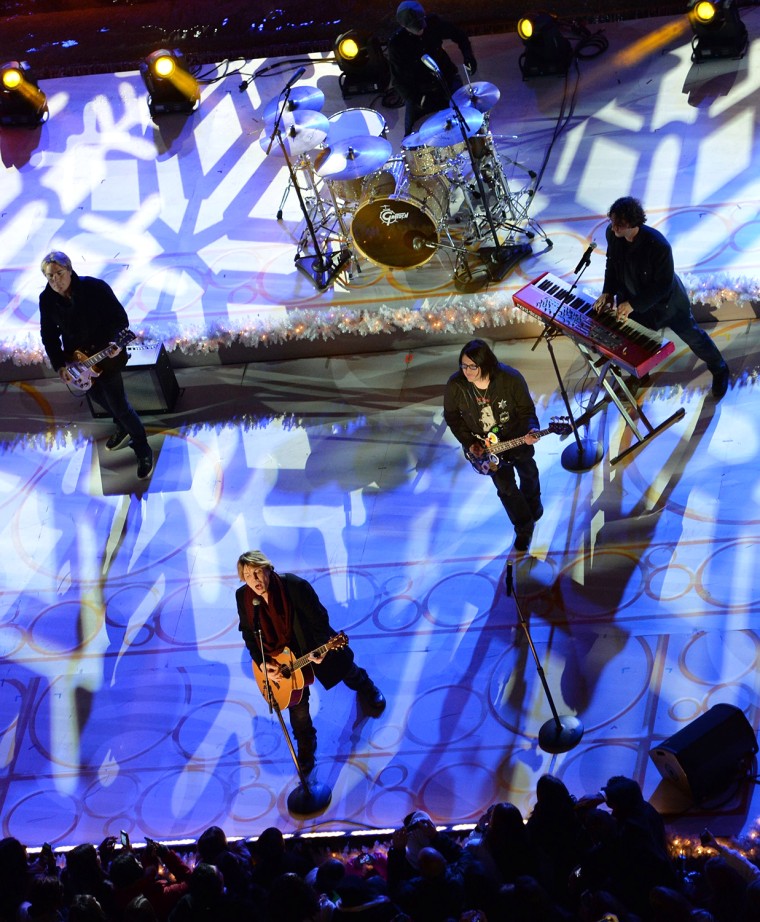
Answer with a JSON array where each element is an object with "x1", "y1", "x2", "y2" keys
[{"x1": 343, "y1": 666, "x2": 387, "y2": 717}]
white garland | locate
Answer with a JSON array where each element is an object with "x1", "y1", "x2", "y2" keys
[{"x1": 2, "y1": 273, "x2": 757, "y2": 368}]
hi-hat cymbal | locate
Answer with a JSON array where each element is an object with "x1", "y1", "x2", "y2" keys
[
  {"x1": 315, "y1": 135, "x2": 392, "y2": 181},
  {"x1": 263, "y1": 85, "x2": 326, "y2": 123},
  {"x1": 418, "y1": 105, "x2": 484, "y2": 147},
  {"x1": 452, "y1": 81, "x2": 501, "y2": 113},
  {"x1": 259, "y1": 109, "x2": 329, "y2": 156}
]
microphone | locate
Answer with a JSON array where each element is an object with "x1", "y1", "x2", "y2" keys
[
  {"x1": 506, "y1": 562, "x2": 513, "y2": 597},
  {"x1": 420, "y1": 54, "x2": 441, "y2": 75},
  {"x1": 252, "y1": 598, "x2": 261, "y2": 629},
  {"x1": 283, "y1": 66, "x2": 306, "y2": 91},
  {"x1": 573, "y1": 241, "x2": 597, "y2": 274}
]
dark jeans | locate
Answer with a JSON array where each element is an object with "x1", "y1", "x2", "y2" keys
[
  {"x1": 403, "y1": 79, "x2": 462, "y2": 136},
  {"x1": 90, "y1": 371, "x2": 149, "y2": 455},
  {"x1": 288, "y1": 663, "x2": 371, "y2": 753},
  {"x1": 634, "y1": 304, "x2": 726, "y2": 374},
  {"x1": 491, "y1": 447, "x2": 541, "y2": 536}
]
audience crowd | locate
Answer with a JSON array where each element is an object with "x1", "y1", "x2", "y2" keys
[{"x1": 2, "y1": 774, "x2": 760, "y2": 922}]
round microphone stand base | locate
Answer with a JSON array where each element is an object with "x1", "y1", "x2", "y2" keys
[
  {"x1": 287, "y1": 779, "x2": 333, "y2": 818},
  {"x1": 538, "y1": 715, "x2": 584, "y2": 754},
  {"x1": 561, "y1": 438, "x2": 603, "y2": 473}
]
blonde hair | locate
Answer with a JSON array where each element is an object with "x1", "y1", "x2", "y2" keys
[
  {"x1": 40, "y1": 251, "x2": 72, "y2": 275},
  {"x1": 237, "y1": 550, "x2": 274, "y2": 580}
]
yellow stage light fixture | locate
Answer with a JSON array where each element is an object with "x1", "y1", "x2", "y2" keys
[
  {"x1": 687, "y1": 0, "x2": 748, "y2": 60},
  {"x1": 139, "y1": 48, "x2": 200, "y2": 119},
  {"x1": 0, "y1": 60, "x2": 48, "y2": 127}
]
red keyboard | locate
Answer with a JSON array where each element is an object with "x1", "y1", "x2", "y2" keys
[{"x1": 513, "y1": 271, "x2": 675, "y2": 378}]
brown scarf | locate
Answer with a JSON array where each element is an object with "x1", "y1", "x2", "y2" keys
[{"x1": 243, "y1": 572, "x2": 293, "y2": 656}]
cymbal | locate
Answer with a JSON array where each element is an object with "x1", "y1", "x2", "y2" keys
[
  {"x1": 259, "y1": 110, "x2": 329, "y2": 156},
  {"x1": 451, "y1": 81, "x2": 501, "y2": 113},
  {"x1": 418, "y1": 105, "x2": 484, "y2": 147},
  {"x1": 315, "y1": 135, "x2": 392, "y2": 181},
  {"x1": 263, "y1": 85, "x2": 325, "y2": 124}
]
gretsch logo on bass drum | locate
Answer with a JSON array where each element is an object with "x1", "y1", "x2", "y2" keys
[{"x1": 380, "y1": 206, "x2": 410, "y2": 226}]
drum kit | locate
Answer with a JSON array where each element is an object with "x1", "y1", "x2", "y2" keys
[{"x1": 261, "y1": 78, "x2": 539, "y2": 288}]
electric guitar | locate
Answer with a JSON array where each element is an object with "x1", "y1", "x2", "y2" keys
[
  {"x1": 464, "y1": 416, "x2": 572, "y2": 474},
  {"x1": 64, "y1": 328, "x2": 136, "y2": 393},
  {"x1": 252, "y1": 632, "x2": 349, "y2": 710}
]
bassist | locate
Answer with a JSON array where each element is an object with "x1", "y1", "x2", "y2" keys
[
  {"x1": 39, "y1": 251, "x2": 154, "y2": 480},
  {"x1": 443, "y1": 339, "x2": 543, "y2": 553}
]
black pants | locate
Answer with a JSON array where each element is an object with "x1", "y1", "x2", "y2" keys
[
  {"x1": 490, "y1": 447, "x2": 541, "y2": 536},
  {"x1": 289, "y1": 663, "x2": 371, "y2": 754},
  {"x1": 90, "y1": 371, "x2": 149, "y2": 455},
  {"x1": 633, "y1": 303, "x2": 725, "y2": 374}
]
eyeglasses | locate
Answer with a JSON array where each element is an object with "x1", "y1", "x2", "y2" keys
[{"x1": 460, "y1": 363, "x2": 478, "y2": 371}]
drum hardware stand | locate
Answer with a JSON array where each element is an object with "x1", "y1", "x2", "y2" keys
[
  {"x1": 252, "y1": 605, "x2": 332, "y2": 817},
  {"x1": 528, "y1": 259, "x2": 604, "y2": 472},
  {"x1": 421, "y1": 57, "x2": 531, "y2": 282},
  {"x1": 266, "y1": 106, "x2": 351, "y2": 291}
]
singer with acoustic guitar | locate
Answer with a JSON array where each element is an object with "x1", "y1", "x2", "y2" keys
[
  {"x1": 39, "y1": 251, "x2": 154, "y2": 480},
  {"x1": 236, "y1": 550, "x2": 386, "y2": 776},
  {"x1": 443, "y1": 339, "x2": 544, "y2": 553}
]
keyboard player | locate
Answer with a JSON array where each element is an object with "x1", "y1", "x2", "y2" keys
[{"x1": 593, "y1": 196, "x2": 730, "y2": 400}]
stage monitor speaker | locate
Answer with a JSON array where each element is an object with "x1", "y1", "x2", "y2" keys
[
  {"x1": 88, "y1": 342, "x2": 180, "y2": 417},
  {"x1": 649, "y1": 703, "x2": 758, "y2": 802}
]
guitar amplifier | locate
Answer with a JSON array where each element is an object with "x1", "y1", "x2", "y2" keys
[{"x1": 87, "y1": 342, "x2": 180, "y2": 417}]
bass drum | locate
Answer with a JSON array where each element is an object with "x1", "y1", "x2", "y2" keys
[{"x1": 351, "y1": 161, "x2": 450, "y2": 270}]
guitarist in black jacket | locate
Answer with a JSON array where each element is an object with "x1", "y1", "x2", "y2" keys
[
  {"x1": 236, "y1": 550, "x2": 386, "y2": 775},
  {"x1": 443, "y1": 339, "x2": 542, "y2": 553},
  {"x1": 39, "y1": 250, "x2": 154, "y2": 479}
]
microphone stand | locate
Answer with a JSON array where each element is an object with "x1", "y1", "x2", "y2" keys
[
  {"x1": 528, "y1": 255, "x2": 603, "y2": 472},
  {"x1": 265, "y1": 81, "x2": 350, "y2": 292},
  {"x1": 423, "y1": 59, "x2": 530, "y2": 281},
  {"x1": 252, "y1": 602, "x2": 332, "y2": 816},
  {"x1": 506, "y1": 563, "x2": 584, "y2": 754}
]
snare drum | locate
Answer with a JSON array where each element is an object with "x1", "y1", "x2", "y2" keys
[
  {"x1": 327, "y1": 107, "x2": 387, "y2": 143},
  {"x1": 350, "y1": 161, "x2": 450, "y2": 270}
]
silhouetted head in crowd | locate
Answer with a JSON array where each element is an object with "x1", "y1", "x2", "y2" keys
[
  {"x1": 649, "y1": 885, "x2": 696, "y2": 922},
  {"x1": 123, "y1": 894, "x2": 157, "y2": 922},
  {"x1": 188, "y1": 863, "x2": 224, "y2": 906},
  {"x1": 68, "y1": 893, "x2": 108, "y2": 922},
  {"x1": 315, "y1": 857, "x2": 345, "y2": 896},
  {"x1": 65, "y1": 844, "x2": 102, "y2": 882},
  {"x1": 267, "y1": 872, "x2": 320, "y2": 922},
  {"x1": 417, "y1": 847, "x2": 447, "y2": 879},
  {"x1": 197, "y1": 826, "x2": 227, "y2": 863},
  {"x1": 109, "y1": 851, "x2": 144, "y2": 888},
  {"x1": 602, "y1": 775, "x2": 645, "y2": 818},
  {"x1": 27, "y1": 874, "x2": 65, "y2": 918}
]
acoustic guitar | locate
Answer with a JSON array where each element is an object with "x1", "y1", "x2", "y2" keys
[{"x1": 252, "y1": 632, "x2": 348, "y2": 710}]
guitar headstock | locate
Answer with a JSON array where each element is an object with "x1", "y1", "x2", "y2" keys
[
  {"x1": 117, "y1": 329, "x2": 137, "y2": 348},
  {"x1": 549, "y1": 416, "x2": 572, "y2": 436},
  {"x1": 328, "y1": 631, "x2": 349, "y2": 651}
]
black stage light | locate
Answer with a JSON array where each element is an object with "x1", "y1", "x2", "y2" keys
[
  {"x1": 517, "y1": 13, "x2": 573, "y2": 78},
  {"x1": 334, "y1": 31, "x2": 390, "y2": 98},
  {"x1": 140, "y1": 49, "x2": 200, "y2": 118},
  {"x1": 687, "y1": 0, "x2": 748, "y2": 61},
  {"x1": 0, "y1": 61, "x2": 48, "y2": 128}
]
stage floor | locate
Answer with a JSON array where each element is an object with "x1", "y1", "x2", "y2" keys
[{"x1": 1, "y1": 12, "x2": 760, "y2": 847}]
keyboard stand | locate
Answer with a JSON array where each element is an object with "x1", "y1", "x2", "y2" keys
[{"x1": 574, "y1": 345, "x2": 686, "y2": 465}]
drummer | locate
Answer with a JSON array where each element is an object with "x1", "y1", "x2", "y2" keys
[{"x1": 387, "y1": 1, "x2": 478, "y2": 136}]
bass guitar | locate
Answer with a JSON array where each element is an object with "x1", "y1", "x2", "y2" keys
[
  {"x1": 64, "y1": 328, "x2": 136, "y2": 393},
  {"x1": 252, "y1": 631, "x2": 348, "y2": 710},
  {"x1": 464, "y1": 416, "x2": 571, "y2": 474}
]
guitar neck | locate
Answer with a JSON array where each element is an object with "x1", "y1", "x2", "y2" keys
[
  {"x1": 79, "y1": 347, "x2": 112, "y2": 369},
  {"x1": 290, "y1": 642, "x2": 330, "y2": 673},
  {"x1": 488, "y1": 425, "x2": 554, "y2": 455}
]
